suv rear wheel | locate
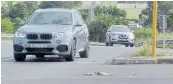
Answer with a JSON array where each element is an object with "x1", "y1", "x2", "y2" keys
[
  {"x1": 110, "y1": 43, "x2": 113, "y2": 46},
  {"x1": 125, "y1": 44, "x2": 129, "y2": 47},
  {"x1": 105, "y1": 42, "x2": 109, "y2": 46},
  {"x1": 14, "y1": 53, "x2": 26, "y2": 62},
  {"x1": 65, "y1": 39, "x2": 76, "y2": 61},
  {"x1": 130, "y1": 44, "x2": 134, "y2": 47}
]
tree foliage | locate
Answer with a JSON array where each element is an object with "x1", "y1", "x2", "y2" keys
[
  {"x1": 1, "y1": 1, "x2": 82, "y2": 33},
  {"x1": 88, "y1": 6, "x2": 128, "y2": 42},
  {"x1": 39, "y1": 1, "x2": 82, "y2": 9},
  {"x1": 94, "y1": 6, "x2": 127, "y2": 17},
  {"x1": 1, "y1": 18, "x2": 15, "y2": 33},
  {"x1": 167, "y1": 12, "x2": 173, "y2": 31},
  {"x1": 140, "y1": 1, "x2": 173, "y2": 30}
]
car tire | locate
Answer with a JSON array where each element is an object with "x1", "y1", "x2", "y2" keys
[
  {"x1": 130, "y1": 44, "x2": 134, "y2": 47},
  {"x1": 36, "y1": 54, "x2": 45, "y2": 58},
  {"x1": 65, "y1": 39, "x2": 76, "y2": 61},
  {"x1": 80, "y1": 42, "x2": 90, "y2": 58},
  {"x1": 110, "y1": 43, "x2": 113, "y2": 46},
  {"x1": 105, "y1": 42, "x2": 109, "y2": 46},
  {"x1": 14, "y1": 53, "x2": 26, "y2": 62},
  {"x1": 125, "y1": 44, "x2": 129, "y2": 47}
]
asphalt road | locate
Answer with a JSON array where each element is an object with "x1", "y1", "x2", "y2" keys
[{"x1": 2, "y1": 41, "x2": 173, "y2": 84}]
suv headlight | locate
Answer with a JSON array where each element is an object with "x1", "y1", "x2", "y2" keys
[
  {"x1": 15, "y1": 32, "x2": 26, "y2": 37},
  {"x1": 129, "y1": 33, "x2": 134, "y2": 38}
]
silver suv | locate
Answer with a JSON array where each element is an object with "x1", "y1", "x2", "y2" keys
[
  {"x1": 13, "y1": 8, "x2": 90, "y2": 62},
  {"x1": 105, "y1": 25, "x2": 135, "y2": 47}
]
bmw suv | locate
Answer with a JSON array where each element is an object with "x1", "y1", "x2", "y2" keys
[
  {"x1": 13, "y1": 8, "x2": 90, "y2": 62},
  {"x1": 105, "y1": 25, "x2": 135, "y2": 47}
]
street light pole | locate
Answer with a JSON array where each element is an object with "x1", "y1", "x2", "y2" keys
[
  {"x1": 162, "y1": 15, "x2": 166, "y2": 53},
  {"x1": 152, "y1": 1, "x2": 158, "y2": 58}
]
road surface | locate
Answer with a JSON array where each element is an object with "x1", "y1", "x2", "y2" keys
[{"x1": 2, "y1": 41, "x2": 173, "y2": 84}]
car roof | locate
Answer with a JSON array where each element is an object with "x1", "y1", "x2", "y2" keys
[{"x1": 35, "y1": 8, "x2": 78, "y2": 13}]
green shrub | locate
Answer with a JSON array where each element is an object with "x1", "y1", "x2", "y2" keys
[
  {"x1": 81, "y1": 12, "x2": 88, "y2": 22},
  {"x1": 134, "y1": 28, "x2": 153, "y2": 39},
  {"x1": 1, "y1": 18, "x2": 15, "y2": 33}
]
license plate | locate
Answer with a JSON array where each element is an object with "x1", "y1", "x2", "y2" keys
[
  {"x1": 30, "y1": 44, "x2": 48, "y2": 48},
  {"x1": 120, "y1": 39, "x2": 127, "y2": 41}
]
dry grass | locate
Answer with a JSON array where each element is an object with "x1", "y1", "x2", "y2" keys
[
  {"x1": 134, "y1": 38, "x2": 165, "y2": 57},
  {"x1": 157, "y1": 32, "x2": 173, "y2": 40}
]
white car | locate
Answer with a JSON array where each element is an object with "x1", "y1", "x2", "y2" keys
[{"x1": 105, "y1": 25, "x2": 135, "y2": 47}]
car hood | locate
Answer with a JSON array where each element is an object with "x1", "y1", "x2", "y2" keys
[{"x1": 18, "y1": 24, "x2": 73, "y2": 33}]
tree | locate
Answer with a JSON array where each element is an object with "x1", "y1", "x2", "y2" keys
[
  {"x1": 1, "y1": 1, "x2": 40, "y2": 32},
  {"x1": 140, "y1": 1, "x2": 173, "y2": 30},
  {"x1": 94, "y1": 6, "x2": 127, "y2": 17},
  {"x1": 167, "y1": 12, "x2": 173, "y2": 31},
  {"x1": 39, "y1": 1, "x2": 82, "y2": 9}
]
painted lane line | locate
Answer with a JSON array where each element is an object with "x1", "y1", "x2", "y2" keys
[{"x1": 1, "y1": 58, "x2": 14, "y2": 61}]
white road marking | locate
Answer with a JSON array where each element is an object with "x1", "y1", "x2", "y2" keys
[{"x1": 1, "y1": 58, "x2": 14, "y2": 62}]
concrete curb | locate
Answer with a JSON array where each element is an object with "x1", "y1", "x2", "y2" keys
[
  {"x1": 107, "y1": 56, "x2": 173, "y2": 65},
  {"x1": 90, "y1": 42, "x2": 105, "y2": 46}
]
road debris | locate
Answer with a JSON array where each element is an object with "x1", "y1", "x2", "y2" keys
[{"x1": 84, "y1": 72, "x2": 113, "y2": 76}]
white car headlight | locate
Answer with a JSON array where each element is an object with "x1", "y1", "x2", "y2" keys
[
  {"x1": 129, "y1": 33, "x2": 134, "y2": 38},
  {"x1": 15, "y1": 32, "x2": 26, "y2": 37}
]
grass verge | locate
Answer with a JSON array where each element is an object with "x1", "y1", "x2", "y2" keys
[
  {"x1": 1, "y1": 37, "x2": 13, "y2": 40},
  {"x1": 134, "y1": 38, "x2": 165, "y2": 57}
]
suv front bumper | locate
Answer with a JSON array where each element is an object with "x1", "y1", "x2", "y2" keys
[
  {"x1": 107, "y1": 36, "x2": 134, "y2": 44},
  {"x1": 13, "y1": 37, "x2": 73, "y2": 56}
]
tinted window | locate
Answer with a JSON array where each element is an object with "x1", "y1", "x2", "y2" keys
[
  {"x1": 111, "y1": 26, "x2": 131, "y2": 32},
  {"x1": 27, "y1": 12, "x2": 73, "y2": 25}
]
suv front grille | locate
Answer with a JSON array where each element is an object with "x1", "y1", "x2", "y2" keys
[
  {"x1": 26, "y1": 33, "x2": 52, "y2": 40},
  {"x1": 118, "y1": 34, "x2": 128, "y2": 39},
  {"x1": 40, "y1": 34, "x2": 52, "y2": 40},
  {"x1": 27, "y1": 34, "x2": 38, "y2": 40}
]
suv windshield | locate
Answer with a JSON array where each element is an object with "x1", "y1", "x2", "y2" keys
[
  {"x1": 27, "y1": 12, "x2": 73, "y2": 25},
  {"x1": 111, "y1": 26, "x2": 131, "y2": 32}
]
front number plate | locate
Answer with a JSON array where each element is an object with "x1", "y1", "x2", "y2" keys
[{"x1": 30, "y1": 44, "x2": 48, "y2": 48}]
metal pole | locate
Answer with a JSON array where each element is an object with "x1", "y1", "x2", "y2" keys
[
  {"x1": 163, "y1": 15, "x2": 166, "y2": 53},
  {"x1": 152, "y1": 1, "x2": 157, "y2": 58}
]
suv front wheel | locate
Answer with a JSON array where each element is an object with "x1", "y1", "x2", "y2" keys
[
  {"x1": 65, "y1": 39, "x2": 76, "y2": 61},
  {"x1": 14, "y1": 53, "x2": 26, "y2": 62}
]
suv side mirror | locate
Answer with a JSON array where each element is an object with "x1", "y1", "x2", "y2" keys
[
  {"x1": 75, "y1": 22, "x2": 83, "y2": 27},
  {"x1": 19, "y1": 21, "x2": 25, "y2": 26}
]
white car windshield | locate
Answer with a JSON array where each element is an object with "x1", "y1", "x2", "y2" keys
[
  {"x1": 111, "y1": 26, "x2": 131, "y2": 32},
  {"x1": 27, "y1": 12, "x2": 73, "y2": 25}
]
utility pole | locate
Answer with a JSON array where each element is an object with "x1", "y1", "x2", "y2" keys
[
  {"x1": 152, "y1": 1, "x2": 158, "y2": 58},
  {"x1": 162, "y1": 15, "x2": 167, "y2": 53}
]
